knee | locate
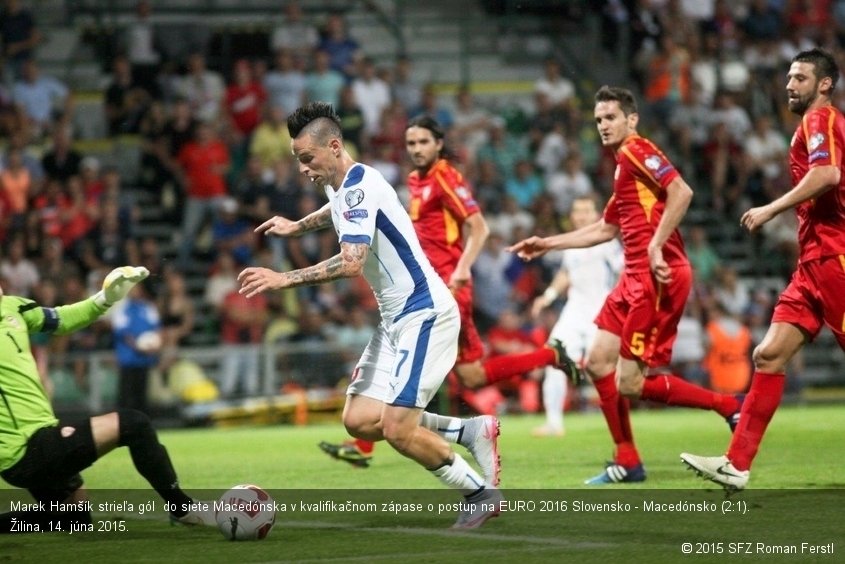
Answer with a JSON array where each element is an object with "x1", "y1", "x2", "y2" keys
[
  {"x1": 117, "y1": 409, "x2": 154, "y2": 446},
  {"x1": 585, "y1": 357, "x2": 614, "y2": 382},
  {"x1": 617, "y1": 377, "x2": 642, "y2": 399},
  {"x1": 342, "y1": 413, "x2": 380, "y2": 440},
  {"x1": 752, "y1": 343, "x2": 786, "y2": 373}
]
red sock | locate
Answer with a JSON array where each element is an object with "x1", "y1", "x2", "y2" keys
[
  {"x1": 354, "y1": 438, "x2": 374, "y2": 454},
  {"x1": 593, "y1": 372, "x2": 640, "y2": 467},
  {"x1": 640, "y1": 374, "x2": 740, "y2": 417},
  {"x1": 482, "y1": 348, "x2": 556, "y2": 384},
  {"x1": 727, "y1": 372, "x2": 785, "y2": 471}
]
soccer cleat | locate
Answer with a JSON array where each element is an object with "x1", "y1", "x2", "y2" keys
[
  {"x1": 726, "y1": 394, "x2": 745, "y2": 432},
  {"x1": 547, "y1": 339, "x2": 581, "y2": 383},
  {"x1": 584, "y1": 461, "x2": 647, "y2": 485},
  {"x1": 318, "y1": 441, "x2": 372, "y2": 468},
  {"x1": 451, "y1": 487, "x2": 503, "y2": 529},
  {"x1": 171, "y1": 502, "x2": 216, "y2": 527},
  {"x1": 460, "y1": 415, "x2": 501, "y2": 486},
  {"x1": 680, "y1": 453, "x2": 749, "y2": 491}
]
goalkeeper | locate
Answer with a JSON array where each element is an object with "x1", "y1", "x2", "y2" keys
[{"x1": 0, "y1": 267, "x2": 213, "y2": 533}]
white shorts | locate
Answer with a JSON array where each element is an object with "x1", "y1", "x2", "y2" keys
[
  {"x1": 347, "y1": 305, "x2": 460, "y2": 408},
  {"x1": 549, "y1": 309, "x2": 599, "y2": 366}
]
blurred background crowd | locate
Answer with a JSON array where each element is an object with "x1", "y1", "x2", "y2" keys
[{"x1": 0, "y1": 0, "x2": 842, "y2": 419}]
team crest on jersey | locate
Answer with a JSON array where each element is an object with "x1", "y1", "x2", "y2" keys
[
  {"x1": 5, "y1": 316, "x2": 20, "y2": 329},
  {"x1": 422, "y1": 187, "x2": 431, "y2": 201},
  {"x1": 809, "y1": 133, "x2": 825, "y2": 151},
  {"x1": 345, "y1": 189, "x2": 364, "y2": 208}
]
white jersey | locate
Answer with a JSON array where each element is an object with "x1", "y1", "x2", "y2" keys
[
  {"x1": 549, "y1": 239, "x2": 623, "y2": 362},
  {"x1": 324, "y1": 163, "x2": 454, "y2": 324}
]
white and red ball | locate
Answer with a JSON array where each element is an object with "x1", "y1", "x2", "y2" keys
[{"x1": 215, "y1": 485, "x2": 276, "y2": 541}]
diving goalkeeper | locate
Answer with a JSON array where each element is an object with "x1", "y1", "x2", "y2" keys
[{"x1": 0, "y1": 266, "x2": 213, "y2": 533}]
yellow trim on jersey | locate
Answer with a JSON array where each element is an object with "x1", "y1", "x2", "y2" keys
[
  {"x1": 828, "y1": 107, "x2": 837, "y2": 164},
  {"x1": 443, "y1": 209, "x2": 460, "y2": 245},
  {"x1": 635, "y1": 179, "x2": 658, "y2": 222},
  {"x1": 435, "y1": 170, "x2": 470, "y2": 218},
  {"x1": 655, "y1": 281, "x2": 663, "y2": 312},
  {"x1": 620, "y1": 145, "x2": 659, "y2": 185}
]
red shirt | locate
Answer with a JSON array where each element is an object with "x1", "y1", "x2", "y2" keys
[
  {"x1": 603, "y1": 135, "x2": 688, "y2": 273},
  {"x1": 178, "y1": 140, "x2": 229, "y2": 199},
  {"x1": 220, "y1": 290, "x2": 267, "y2": 344},
  {"x1": 226, "y1": 82, "x2": 266, "y2": 135},
  {"x1": 789, "y1": 105, "x2": 845, "y2": 263},
  {"x1": 406, "y1": 159, "x2": 480, "y2": 281}
]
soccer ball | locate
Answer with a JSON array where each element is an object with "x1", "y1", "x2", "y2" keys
[
  {"x1": 215, "y1": 485, "x2": 276, "y2": 541},
  {"x1": 135, "y1": 331, "x2": 162, "y2": 353}
]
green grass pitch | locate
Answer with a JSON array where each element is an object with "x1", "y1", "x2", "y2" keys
[{"x1": 2, "y1": 405, "x2": 843, "y2": 563}]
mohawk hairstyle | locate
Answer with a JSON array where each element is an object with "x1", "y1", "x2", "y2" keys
[
  {"x1": 287, "y1": 102, "x2": 343, "y2": 141},
  {"x1": 595, "y1": 85, "x2": 638, "y2": 116}
]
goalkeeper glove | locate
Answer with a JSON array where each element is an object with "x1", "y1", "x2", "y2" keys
[{"x1": 94, "y1": 266, "x2": 150, "y2": 307}]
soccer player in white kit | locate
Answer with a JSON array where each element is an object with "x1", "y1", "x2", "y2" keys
[
  {"x1": 531, "y1": 194, "x2": 623, "y2": 436},
  {"x1": 238, "y1": 102, "x2": 501, "y2": 529}
]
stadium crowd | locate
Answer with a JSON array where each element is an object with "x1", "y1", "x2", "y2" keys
[{"x1": 0, "y1": 0, "x2": 836, "y2": 411}]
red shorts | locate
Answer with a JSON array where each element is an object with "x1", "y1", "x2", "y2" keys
[
  {"x1": 594, "y1": 264, "x2": 692, "y2": 368},
  {"x1": 772, "y1": 256, "x2": 845, "y2": 348},
  {"x1": 454, "y1": 284, "x2": 484, "y2": 364}
]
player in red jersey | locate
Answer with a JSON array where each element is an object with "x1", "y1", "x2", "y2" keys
[
  {"x1": 320, "y1": 115, "x2": 577, "y2": 479},
  {"x1": 509, "y1": 86, "x2": 742, "y2": 484},
  {"x1": 682, "y1": 48, "x2": 845, "y2": 490}
]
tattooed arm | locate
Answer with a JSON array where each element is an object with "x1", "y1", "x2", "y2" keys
[
  {"x1": 237, "y1": 242, "x2": 369, "y2": 298},
  {"x1": 254, "y1": 203, "x2": 333, "y2": 237}
]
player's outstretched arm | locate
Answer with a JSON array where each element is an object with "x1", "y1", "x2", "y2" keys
[
  {"x1": 238, "y1": 241, "x2": 368, "y2": 298},
  {"x1": 34, "y1": 266, "x2": 151, "y2": 335},
  {"x1": 508, "y1": 220, "x2": 618, "y2": 261},
  {"x1": 255, "y1": 203, "x2": 333, "y2": 238}
]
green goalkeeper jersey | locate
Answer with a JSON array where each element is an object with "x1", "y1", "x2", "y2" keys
[{"x1": 0, "y1": 295, "x2": 108, "y2": 472}]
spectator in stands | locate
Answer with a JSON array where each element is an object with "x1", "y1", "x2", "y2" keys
[
  {"x1": 686, "y1": 225, "x2": 722, "y2": 285},
  {"x1": 122, "y1": 0, "x2": 161, "y2": 94},
  {"x1": 409, "y1": 83, "x2": 453, "y2": 129},
  {"x1": 59, "y1": 175, "x2": 99, "y2": 253},
  {"x1": 177, "y1": 52, "x2": 225, "y2": 123},
  {"x1": 544, "y1": 151, "x2": 593, "y2": 217},
  {"x1": 286, "y1": 304, "x2": 340, "y2": 388},
  {"x1": 111, "y1": 281, "x2": 161, "y2": 413},
  {"x1": 175, "y1": 121, "x2": 230, "y2": 267},
  {"x1": 527, "y1": 91, "x2": 569, "y2": 156},
  {"x1": 3, "y1": 131, "x2": 43, "y2": 182},
  {"x1": 249, "y1": 105, "x2": 292, "y2": 170},
  {"x1": 668, "y1": 86, "x2": 711, "y2": 171},
  {"x1": 41, "y1": 125, "x2": 81, "y2": 182},
  {"x1": 336, "y1": 85, "x2": 365, "y2": 153},
  {"x1": 104, "y1": 55, "x2": 151, "y2": 136},
  {"x1": 318, "y1": 12, "x2": 361, "y2": 78},
  {"x1": 211, "y1": 197, "x2": 256, "y2": 266},
  {"x1": 304, "y1": 49, "x2": 345, "y2": 109},
  {"x1": 1, "y1": 234, "x2": 38, "y2": 297},
  {"x1": 743, "y1": 114, "x2": 788, "y2": 208},
  {"x1": 264, "y1": 48, "x2": 306, "y2": 116},
  {"x1": 36, "y1": 236, "x2": 79, "y2": 289},
  {"x1": 703, "y1": 299, "x2": 752, "y2": 394},
  {"x1": 671, "y1": 299, "x2": 707, "y2": 386},
  {"x1": 157, "y1": 267, "x2": 195, "y2": 370},
  {"x1": 474, "y1": 159, "x2": 506, "y2": 214},
  {"x1": 12, "y1": 60, "x2": 71, "y2": 137},
  {"x1": 204, "y1": 250, "x2": 239, "y2": 314},
  {"x1": 325, "y1": 304, "x2": 375, "y2": 375},
  {"x1": 487, "y1": 195, "x2": 534, "y2": 245},
  {"x1": 218, "y1": 285, "x2": 269, "y2": 398},
  {"x1": 742, "y1": 0, "x2": 783, "y2": 42},
  {"x1": 533, "y1": 121, "x2": 568, "y2": 179},
  {"x1": 225, "y1": 59, "x2": 266, "y2": 139},
  {"x1": 0, "y1": 0, "x2": 41, "y2": 78},
  {"x1": 269, "y1": 1, "x2": 319, "y2": 61},
  {"x1": 451, "y1": 85, "x2": 492, "y2": 159},
  {"x1": 643, "y1": 34, "x2": 691, "y2": 127},
  {"x1": 351, "y1": 57, "x2": 391, "y2": 138},
  {"x1": 534, "y1": 57, "x2": 576, "y2": 112},
  {"x1": 709, "y1": 91, "x2": 752, "y2": 144},
  {"x1": 701, "y1": 121, "x2": 746, "y2": 215},
  {"x1": 391, "y1": 55, "x2": 421, "y2": 112},
  {"x1": 472, "y1": 228, "x2": 519, "y2": 333},
  {"x1": 504, "y1": 158, "x2": 543, "y2": 209},
  {"x1": 0, "y1": 147, "x2": 33, "y2": 227},
  {"x1": 138, "y1": 100, "x2": 172, "y2": 191},
  {"x1": 477, "y1": 117, "x2": 528, "y2": 182},
  {"x1": 712, "y1": 266, "x2": 750, "y2": 319}
]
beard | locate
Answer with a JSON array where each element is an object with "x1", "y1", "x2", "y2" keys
[{"x1": 788, "y1": 89, "x2": 818, "y2": 115}]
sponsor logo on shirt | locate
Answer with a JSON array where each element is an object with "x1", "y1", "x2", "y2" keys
[
  {"x1": 345, "y1": 189, "x2": 364, "y2": 208},
  {"x1": 809, "y1": 132, "x2": 825, "y2": 151},
  {"x1": 809, "y1": 150, "x2": 830, "y2": 163},
  {"x1": 343, "y1": 209, "x2": 369, "y2": 221}
]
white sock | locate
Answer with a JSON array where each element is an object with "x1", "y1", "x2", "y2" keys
[
  {"x1": 543, "y1": 367, "x2": 566, "y2": 432},
  {"x1": 421, "y1": 412, "x2": 463, "y2": 444},
  {"x1": 431, "y1": 452, "x2": 485, "y2": 496}
]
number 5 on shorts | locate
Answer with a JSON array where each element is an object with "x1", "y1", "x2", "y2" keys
[{"x1": 630, "y1": 332, "x2": 645, "y2": 357}]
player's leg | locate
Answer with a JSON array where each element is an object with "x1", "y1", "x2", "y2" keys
[
  {"x1": 535, "y1": 365, "x2": 566, "y2": 436},
  {"x1": 91, "y1": 410, "x2": 212, "y2": 524},
  {"x1": 583, "y1": 328, "x2": 646, "y2": 484},
  {"x1": 420, "y1": 408, "x2": 500, "y2": 486}
]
